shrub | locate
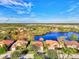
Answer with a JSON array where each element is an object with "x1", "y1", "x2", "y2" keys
[
  {"x1": 34, "y1": 53, "x2": 43, "y2": 59},
  {"x1": 70, "y1": 34, "x2": 78, "y2": 40},
  {"x1": 61, "y1": 47, "x2": 78, "y2": 59},
  {"x1": 21, "y1": 49, "x2": 28, "y2": 55},
  {"x1": 0, "y1": 45, "x2": 7, "y2": 54},
  {"x1": 11, "y1": 50, "x2": 21, "y2": 59},
  {"x1": 61, "y1": 47, "x2": 78, "y2": 54},
  {"x1": 0, "y1": 47, "x2": 6, "y2": 54},
  {"x1": 47, "y1": 50, "x2": 58, "y2": 59}
]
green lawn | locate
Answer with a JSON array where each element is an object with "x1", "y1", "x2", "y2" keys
[{"x1": 0, "y1": 47, "x2": 6, "y2": 54}]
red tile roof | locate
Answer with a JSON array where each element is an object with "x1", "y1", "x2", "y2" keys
[
  {"x1": 45, "y1": 40, "x2": 58, "y2": 45},
  {"x1": 2, "y1": 40, "x2": 14, "y2": 45},
  {"x1": 65, "y1": 41, "x2": 78, "y2": 46},
  {"x1": 32, "y1": 41, "x2": 43, "y2": 47}
]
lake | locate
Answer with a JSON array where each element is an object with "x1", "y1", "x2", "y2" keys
[{"x1": 34, "y1": 32, "x2": 79, "y2": 41}]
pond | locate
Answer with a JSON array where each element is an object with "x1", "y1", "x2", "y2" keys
[{"x1": 34, "y1": 32, "x2": 79, "y2": 41}]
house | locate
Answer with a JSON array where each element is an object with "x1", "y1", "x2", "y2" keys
[
  {"x1": 65, "y1": 41, "x2": 78, "y2": 48},
  {"x1": 77, "y1": 43, "x2": 79, "y2": 50},
  {"x1": 45, "y1": 40, "x2": 59, "y2": 50},
  {"x1": 0, "y1": 40, "x2": 14, "y2": 47},
  {"x1": 32, "y1": 41, "x2": 43, "y2": 47},
  {"x1": 0, "y1": 41, "x2": 4, "y2": 47},
  {"x1": 57, "y1": 36, "x2": 65, "y2": 42},
  {"x1": 0, "y1": 39, "x2": 14, "y2": 51},
  {"x1": 11, "y1": 40, "x2": 28, "y2": 51},
  {"x1": 32, "y1": 41, "x2": 44, "y2": 53},
  {"x1": 75, "y1": 43, "x2": 79, "y2": 50},
  {"x1": 57, "y1": 36, "x2": 66, "y2": 48},
  {"x1": 2, "y1": 40, "x2": 14, "y2": 46},
  {"x1": 11, "y1": 45, "x2": 16, "y2": 51}
]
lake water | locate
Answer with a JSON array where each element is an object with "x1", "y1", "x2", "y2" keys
[{"x1": 34, "y1": 32, "x2": 79, "y2": 41}]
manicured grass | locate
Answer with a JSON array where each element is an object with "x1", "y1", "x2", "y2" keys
[{"x1": 0, "y1": 47, "x2": 6, "y2": 54}]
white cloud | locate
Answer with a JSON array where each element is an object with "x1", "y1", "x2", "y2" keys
[
  {"x1": 0, "y1": 0, "x2": 32, "y2": 14},
  {"x1": 0, "y1": 0, "x2": 32, "y2": 7},
  {"x1": 16, "y1": 10, "x2": 25, "y2": 14},
  {"x1": 59, "y1": 1, "x2": 79, "y2": 20},
  {"x1": 67, "y1": 2, "x2": 79, "y2": 12},
  {"x1": 66, "y1": 5, "x2": 78, "y2": 12}
]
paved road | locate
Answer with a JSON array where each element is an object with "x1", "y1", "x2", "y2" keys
[
  {"x1": 59, "y1": 54, "x2": 79, "y2": 59},
  {"x1": 1, "y1": 51, "x2": 79, "y2": 59},
  {"x1": 23, "y1": 54, "x2": 34, "y2": 59},
  {"x1": 0, "y1": 51, "x2": 12, "y2": 59}
]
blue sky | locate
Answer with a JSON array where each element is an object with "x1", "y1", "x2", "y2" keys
[{"x1": 0, "y1": 0, "x2": 79, "y2": 23}]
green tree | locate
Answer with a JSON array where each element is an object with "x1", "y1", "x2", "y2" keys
[
  {"x1": 61, "y1": 47, "x2": 78, "y2": 59},
  {"x1": 0, "y1": 48, "x2": 6, "y2": 54},
  {"x1": 11, "y1": 50, "x2": 21, "y2": 59},
  {"x1": 47, "y1": 50, "x2": 58, "y2": 59},
  {"x1": 70, "y1": 34, "x2": 78, "y2": 40},
  {"x1": 32, "y1": 45, "x2": 40, "y2": 52},
  {"x1": 34, "y1": 53, "x2": 43, "y2": 59},
  {"x1": 0, "y1": 45, "x2": 7, "y2": 54}
]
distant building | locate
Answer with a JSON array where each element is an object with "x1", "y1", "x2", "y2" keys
[
  {"x1": 65, "y1": 41, "x2": 78, "y2": 48},
  {"x1": 2, "y1": 40, "x2": 14, "y2": 46},
  {"x1": 32, "y1": 41, "x2": 44, "y2": 53},
  {"x1": 11, "y1": 40, "x2": 28, "y2": 51},
  {"x1": 45, "y1": 40, "x2": 59, "y2": 50}
]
